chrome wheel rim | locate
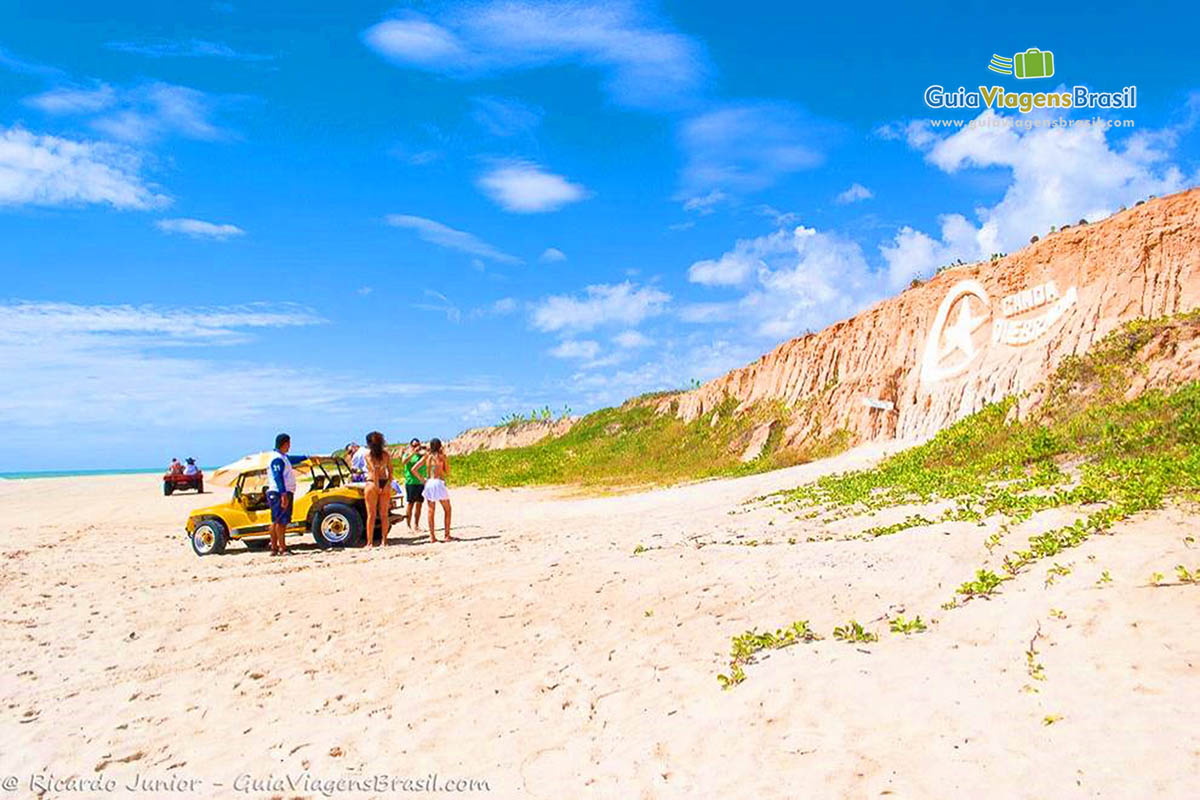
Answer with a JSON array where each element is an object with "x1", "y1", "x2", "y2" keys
[
  {"x1": 193, "y1": 524, "x2": 216, "y2": 554},
  {"x1": 321, "y1": 513, "x2": 350, "y2": 543}
]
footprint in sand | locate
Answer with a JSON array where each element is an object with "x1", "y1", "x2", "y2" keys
[{"x1": 94, "y1": 750, "x2": 144, "y2": 772}]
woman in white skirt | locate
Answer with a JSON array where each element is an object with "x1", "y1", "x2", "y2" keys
[{"x1": 411, "y1": 438, "x2": 452, "y2": 542}]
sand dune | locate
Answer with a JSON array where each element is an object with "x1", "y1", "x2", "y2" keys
[{"x1": 2, "y1": 446, "x2": 1196, "y2": 798}]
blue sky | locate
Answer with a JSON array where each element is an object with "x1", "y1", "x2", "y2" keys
[{"x1": 1, "y1": 0, "x2": 1197, "y2": 471}]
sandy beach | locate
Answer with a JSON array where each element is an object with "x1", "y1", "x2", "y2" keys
[{"x1": 2, "y1": 444, "x2": 1197, "y2": 799}]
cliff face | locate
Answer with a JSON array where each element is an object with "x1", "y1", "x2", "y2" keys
[
  {"x1": 446, "y1": 418, "x2": 577, "y2": 456},
  {"x1": 670, "y1": 188, "x2": 1200, "y2": 447}
]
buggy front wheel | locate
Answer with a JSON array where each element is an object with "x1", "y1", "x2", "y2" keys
[
  {"x1": 313, "y1": 504, "x2": 363, "y2": 549},
  {"x1": 191, "y1": 518, "x2": 228, "y2": 556}
]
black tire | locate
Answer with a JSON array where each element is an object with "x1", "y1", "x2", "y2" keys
[
  {"x1": 191, "y1": 518, "x2": 228, "y2": 556},
  {"x1": 163, "y1": 480, "x2": 173, "y2": 496},
  {"x1": 241, "y1": 538, "x2": 270, "y2": 551},
  {"x1": 195, "y1": 479, "x2": 204, "y2": 494},
  {"x1": 312, "y1": 503, "x2": 363, "y2": 549}
]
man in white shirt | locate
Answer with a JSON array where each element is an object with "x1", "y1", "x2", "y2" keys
[
  {"x1": 346, "y1": 442, "x2": 367, "y2": 483},
  {"x1": 267, "y1": 433, "x2": 303, "y2": 556},
  {"x1": 183, "y1": 458, "x2": 199, "y2": 476}
]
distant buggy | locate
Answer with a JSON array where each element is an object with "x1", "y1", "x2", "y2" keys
[{"x1": 163, "y1": 469, "x2": 203, "y2": 495}]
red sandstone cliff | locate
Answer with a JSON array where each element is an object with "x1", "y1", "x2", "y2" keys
[
  {"x1": 447, "y1": 418, "x2": 578, "y2": 456},
  {"x1": 668, "y1": 188, "x2": 1200, "y2": 448}
]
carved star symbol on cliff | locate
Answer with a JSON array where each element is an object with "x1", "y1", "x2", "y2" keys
[{"x1": 939, "y1": 295, "x2": 986, "y2": 361}]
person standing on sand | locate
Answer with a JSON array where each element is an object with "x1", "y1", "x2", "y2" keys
[
  {"x1": 363, "y1": 431, "x2": 393, "y2": 548},
  {"x1": 402, "y1": 438, "x2": 427, "y2": 530},
  {"x1": 267, "y1": 433, "x2": 303, "y2": 556},
  {"x1": 410, "y1": 438, "x2": 452, "y2": 542},
  {"x1": 345, "y1": 441, "x2": 367, "y2": 482}
]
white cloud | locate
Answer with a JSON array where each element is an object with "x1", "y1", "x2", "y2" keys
[
  {"x1": 0, "y1": 301, "x2": 500, "y2": 456},
  {"x1": 389, "y1": 142, "x2": 443, "y2": 166},
  {"x1": 0, "y1": 126, "x2": 167, "y2": 210},
  {"x1": 874, "y1": 119, "x2": 938, "y2": 150},
  {"x1": 879, "y1": 108, "x2": 1190, "y2": 283},
  {"x1": 471, "y1": 95, "x2": 543, "y2": 137},
  {"x1": 539, "y1": 247, "x2": 567, "y2": 263},
  {"x1": 362, "y1": 1, "x2": 705, "y2": 110},
  {"x1": 28, "y1": 81, "x2": 227, "y2": 144},
  {"x1": 477, "y1": 160, "x2": 588, "y2": 213},
  {"x1": 755, "y1": 205, "x2": 800, "y2": 227},
  {"x1": 679, "y1": 102, "x2": 826, "y2": 197},
  {"x1": 682, "y1": 189, "x2": 726, "y2": 214},
  {"x1": 105, "y1": 38, "x2": 273, "y2": 61},
  {"x1": 99, "y1": 83, "x2": 225, "y2": 143},
  {"x1": 156, "y1": 218, "x2": 245, "y2": 240},
  {"x1": 686, "y1": 225, "x2": 880, "y2": 340},
  {"x1": 549, "y1": 339, "x2": 601, "y2": 360},
  {"x1": 677, "y1": 301, "x2": 736, "y2": 323},
  {"x1": 0, "y1": 46, "x2": 67, "y2": 78},
  {"x1": 412, "y1": 289, "x2": 463, "y2": 323},
  {"x1": 0, "y1": 300, "x2": 320, "y2": 342},
  {"x1": 364, "y1": 17, "x2": 469, "y2": 65},
  {"x1": 385, "y1": 214, "x2": 521, "y2": 264},
  {"x1": 25, "y1": 84, "x2": 117, "y2": 114},
  {"x1": 491, "y1": 297, "x2": 518, "y2": 314},
  {"x1": 531, "y1": 281, "x2": 670, "y2": 332},
  {"x1": 687, "y1": 233, "x2": 768, "y2": 286},
  {"x1": 563, "y1": 334, "x2": 757, "y2": 407},
  {"x1": 613, "y1": 330, "x2": 650, "y2": 348},
  {"x1": 835, "y1": 182, "x2": 873, "y2": 204}
]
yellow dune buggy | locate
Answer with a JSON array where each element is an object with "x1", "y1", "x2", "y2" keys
[{"x1": 185, "y1": 455, "x2": 402, "y2": 556}]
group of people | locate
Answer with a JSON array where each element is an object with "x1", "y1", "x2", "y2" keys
[
  {"x1": 342, "y1": 434, "x2": 453, "y2": 548},
  {"x1": 257, "y1": 432, "x2": 453, "y2": 556},
  {"x1": 166, "y1": 457, "x2": 200, "y2": 476}
]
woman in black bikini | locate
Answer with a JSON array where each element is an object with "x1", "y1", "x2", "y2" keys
[{"x1": 363, "y1": 430, "x2": 393, "y2": 548}]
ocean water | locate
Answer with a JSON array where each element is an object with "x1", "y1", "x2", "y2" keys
[{"x1": 0, "y1": 468, "x2": 205, "y2": 480}]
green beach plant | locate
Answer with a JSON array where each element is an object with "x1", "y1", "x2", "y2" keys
[
  {"x1": 888, "y1": 615, "x2": 927, "y2": 635},
  {"x1": 832, "y1": 620, "x2": 878, "y2": 643},
  {"x1": 958, "y1": 569, "x2": 1005, "y2": 598},
  {"x1": 717, "y1": 621, "x2": 822, "y2": 689}
]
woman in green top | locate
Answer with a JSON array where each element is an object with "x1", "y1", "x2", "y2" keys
[{"x1": 402, "y1": 438, "x2": 427, "y2": 530}]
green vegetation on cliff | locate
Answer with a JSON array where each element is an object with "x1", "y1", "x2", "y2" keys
[{"x1": 455, "y1": 394, "x2": 849, "y2": 489}]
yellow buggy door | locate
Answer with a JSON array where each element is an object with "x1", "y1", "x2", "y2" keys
[{"x1": 229, "y1": 471, "x2": 273, "y2": 538}]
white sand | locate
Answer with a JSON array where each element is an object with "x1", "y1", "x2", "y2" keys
[{"x1": 1, "y1": 443, "x2": 1196, "y2": 798}]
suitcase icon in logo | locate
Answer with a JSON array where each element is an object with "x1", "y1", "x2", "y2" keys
[{"x1": 1013, "y1": 48, "x2": 1054, "y2": 79}]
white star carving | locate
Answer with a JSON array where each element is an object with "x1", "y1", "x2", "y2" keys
[{"x1": 939, "y1": 295, "x2": 986, "y2": 361}]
